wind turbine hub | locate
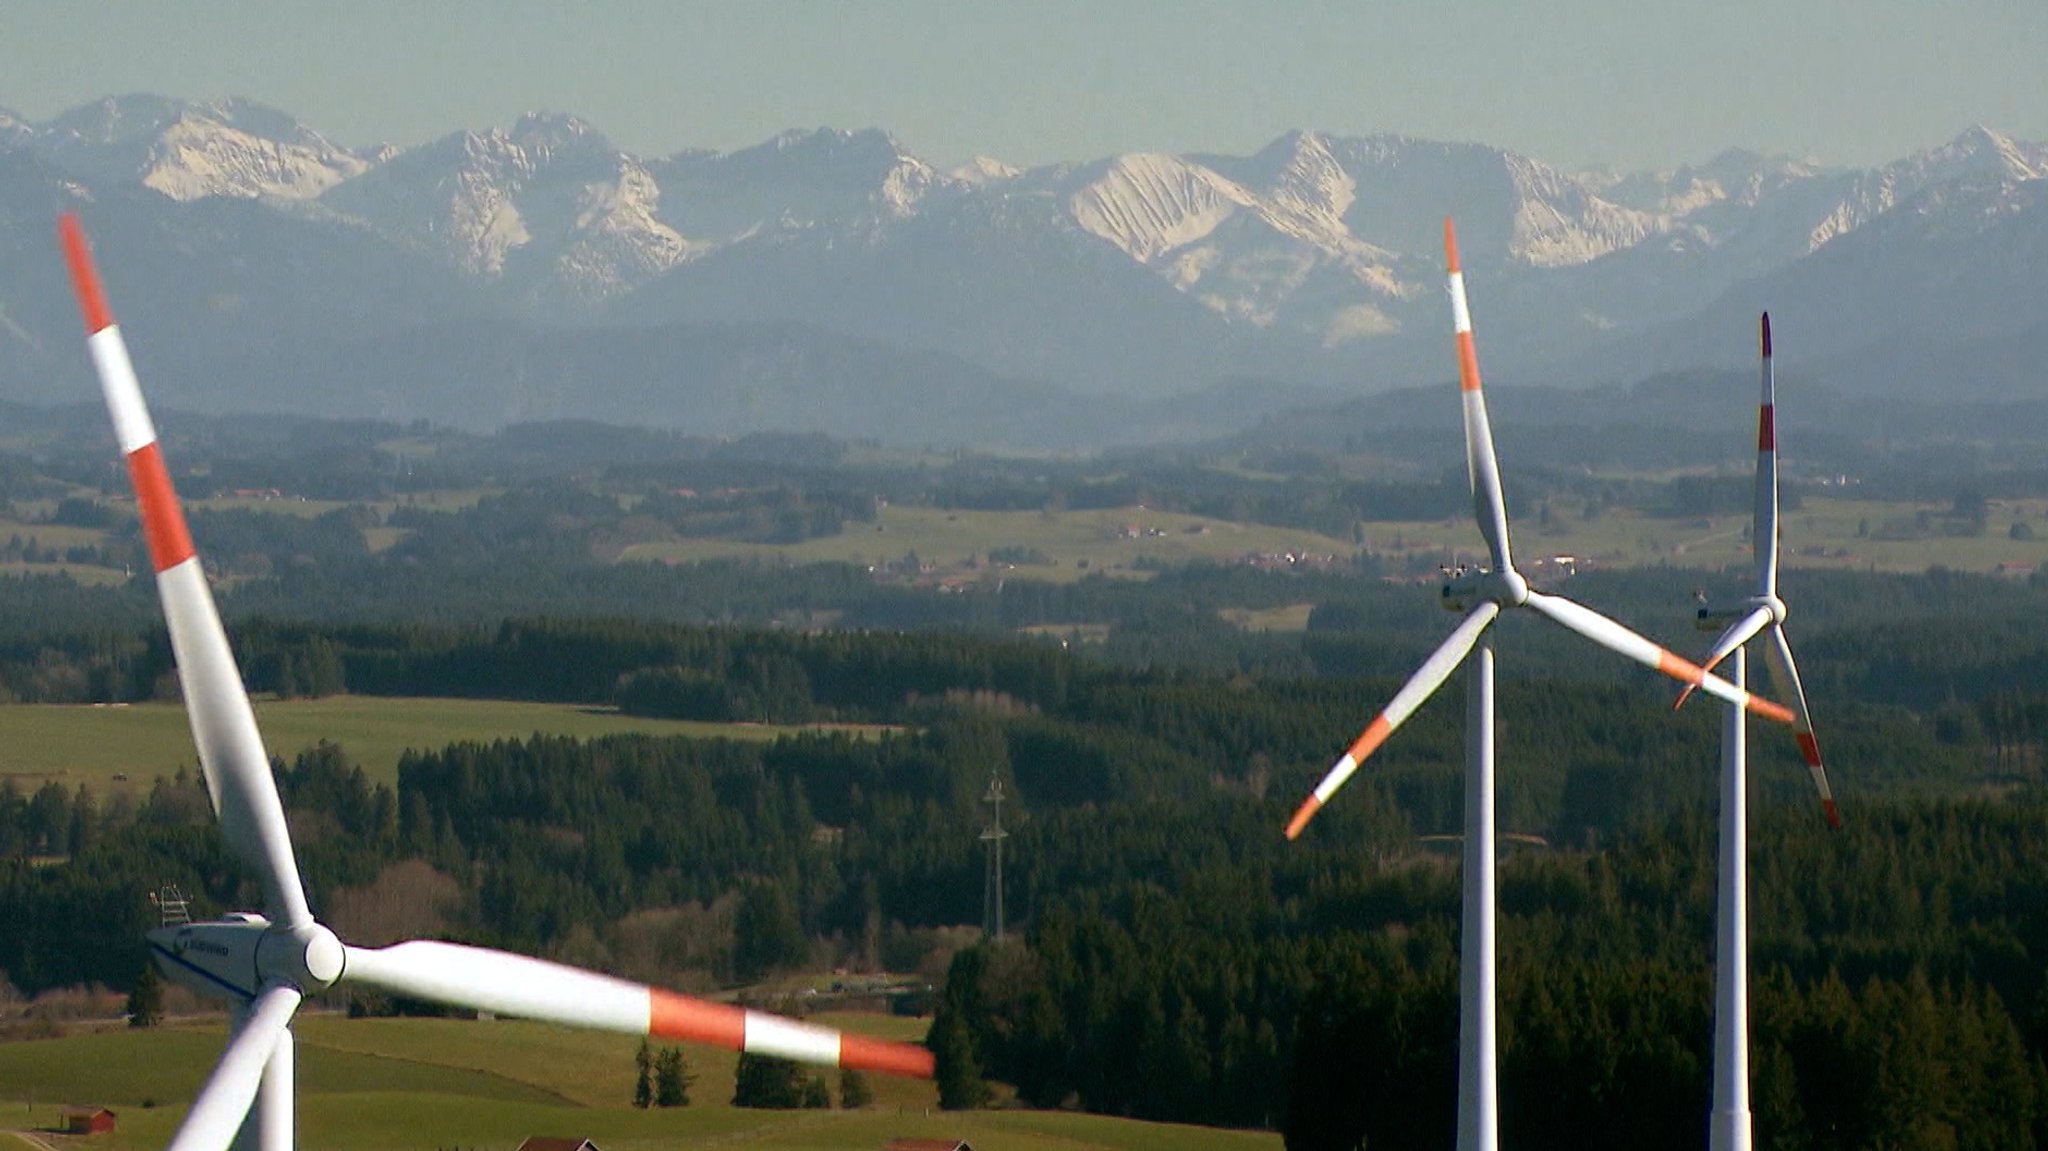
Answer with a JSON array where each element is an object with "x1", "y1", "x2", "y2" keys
[
  {"x1": 257, "y1": 921, "x2": 345, "y2": 992},
  {"x1": 296, "y1": 923, "x2": 346, "y2": 989},
  {"x1": 1493, "y1": 569, "x2": 1530, "y2": 607},
  {"x1": 1440, "y1": 567, "x2": 1529, "y2": 612}
]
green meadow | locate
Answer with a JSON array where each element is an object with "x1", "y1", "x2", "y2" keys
[
  {"x1": 0, "y1": 697, "x2": 892, "y2": 795},
  {"x1": 607, "y1": 495, "x2": 2048, "y2": 581},
  {"x1": 1355, "y1": 494, "x2": 2048, "y2": 575},
  {"x1": 8, "y1": 493, "x2": 2046, "y2": 591},
  {"x1": 618, "y1": 505, "x2": 1356, "y2": 584},
  {"x1": 0, "y1": 1014, "x2": 1280, "y2": 1151}
]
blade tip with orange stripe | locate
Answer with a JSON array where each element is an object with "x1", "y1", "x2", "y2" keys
[
  {"x1": 1750, "y1": 696, "x2": 1797, "y2": 726},
  {"x1": 649, "y1": 989, "x2": 747, "y2": 1049},
  {"x1": 57, "y1": 213, "x2": 115, "y2": 336},
  {"x1": 1283, "y1": 795, "x2": 1322, "y2": 841},
  {"x1": 128, "y1": 443, "x2": 197, "y2": 572},
  {"x1": 841, "y1": 1033, "x2": 936, "y2": 1079}
]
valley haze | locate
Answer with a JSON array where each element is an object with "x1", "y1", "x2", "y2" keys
[{"x1": 1, "y1": 95, "x2": 2044, "y2": 450}]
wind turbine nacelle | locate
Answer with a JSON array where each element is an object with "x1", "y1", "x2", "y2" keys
[
  {"x1": 148, "y1": 917, "x2": 345, "y2": 1003},
  {"x1": 1695, "y1": 605, "x2": 1749, "y2": 632},
  {"x1": 1696, "y1": 594, "x2": 1787, "y2": 632},
  {"x1": 149, "y1": 919, "x2": 270, "y2": 1002},
  {"x1": 1440, "y1": 566, "x2": 1489, "y2": 613}
]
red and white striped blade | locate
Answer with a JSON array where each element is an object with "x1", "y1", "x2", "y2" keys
[
  {"x1": 1285, "y1": 602, "x2": 1499, "y2": 839},
  {"x1": 165, "y1": 984, "x2": 301, "y2": 1151},
  {"x1": 59, "y1": 213, "x2": 313, "y2": 931},
  {"x1": 340, "y1": 940, "x2": 934, "y2": 1078},
  {"x1": 1761, "y1": 623, "x2": 1841, "y2": 828},
  {"x1": 1445, "y1": 218, "x2": 1514, "y2": 575},
  {"x1": 1756, "y1": 313, "x2": 1780, "y2": 596},
  {"x1": 1673, "y1": 605, "x2": 1774, "y2": 711},
  {"x1": 1522, "y1": 589, "x2": 1796, "y2": 725}
]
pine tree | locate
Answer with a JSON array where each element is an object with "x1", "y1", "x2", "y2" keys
[
  {"x1": 839, "y1": 1068, "x2": 874, "y2": 1110},
  {"x1": 732, "y1": 1052, "x2": 807, "y2": 1109},
  {"x1": 930, "y1": 1009, "x2": 989, "y2": 1110},
  {"x1": 127, "y1": 962, "x2": 164, "y2": 1028},
  {"x1": 633, "y1": 1038, "x2": 653, "y2": 1108},
  {"x1": 655, "y1": 1046, "x2": 691, "y2": 1107},
  {"x1": 732, "y1": 881, "x2": 807, "y2": 983},
  {"x1": 67, "y1": 784, "x2": 96, "y2": 858}
]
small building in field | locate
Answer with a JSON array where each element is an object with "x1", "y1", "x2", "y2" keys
[
  {"x1": 514, "y1": 1139, "x2": 599, "y2": 1151},
  {"x1": 64, "y1": 1108, "x2": 118, "y2": 1135},
  {"x1": 884, "y1": 1139, "x2": 973, "y2": 1151}
]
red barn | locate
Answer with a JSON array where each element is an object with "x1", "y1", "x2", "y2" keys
[{"x1": 64, "y1": 1108, "x2": 118, "y2": 1135}]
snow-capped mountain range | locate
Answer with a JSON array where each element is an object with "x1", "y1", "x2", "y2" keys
[{"x1": 1, "y1": 93, "x2": 2044, "y2": 446}]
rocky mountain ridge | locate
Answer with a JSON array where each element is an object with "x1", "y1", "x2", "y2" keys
[{"x1": 0, "y1": 94, "x2": 2043, "y2": 446}]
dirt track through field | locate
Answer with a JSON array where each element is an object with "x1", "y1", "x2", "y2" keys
[{"x1": 6, "y1": 1130, "x2": 61, "y2": 1151}]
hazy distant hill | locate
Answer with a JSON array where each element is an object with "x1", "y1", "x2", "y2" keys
[{"x1": 2, "y1": 95, "x2": 2045, "y2": 446}]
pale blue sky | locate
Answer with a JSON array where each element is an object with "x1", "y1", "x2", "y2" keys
[{"x1": 3, "y1": 0, "x2": 2043, "y2": 171}]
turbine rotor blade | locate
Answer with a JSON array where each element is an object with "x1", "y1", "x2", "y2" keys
[
  {"x1": 59, "y1": 214, "x2": 312, "y2": 930},
  {"x1": 1674, "y1": 605, "x2": 1774, "y2": 710},
  {"x1": 1285, "y1": 602, "x2": 1500, "y2": 839},
  {"x1": 1761, "y1": 624, "x2": 1841, "y2": 828},
  {"x1": 1522, "y1": 590, "x2": 1796, "y2": 726},
  {"x1": 341, "y1": 940, "x2": 933, "y2": 1077},
  {"x1": 1445, "y1": 218, "x2": 1514, "y2": 574},
  {"x1": 165, "y1": 984, "x2": 301, "y2": 1151},
  {"x1": 1757, "y1": 313, "x2": 1780, "y2": 596}
]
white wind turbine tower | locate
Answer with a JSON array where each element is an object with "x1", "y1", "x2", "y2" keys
[
  {"x1": 1283, "y1": 219, "x2": 1799, "y2": 1151},
  {"x1": 58, "y1": 213, "x2": 935, "y2": 1151},
  {"x1": 1680, "y1": 313, "x2": 1841, "y2": 1151}
]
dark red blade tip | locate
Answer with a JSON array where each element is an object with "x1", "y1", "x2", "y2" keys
[{"x1": 57, "y1": 213, "x2": 115, "y2": 336}]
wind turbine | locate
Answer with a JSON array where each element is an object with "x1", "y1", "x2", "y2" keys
[
  {"x1": 1282, "y1": 219, "x2": 1797, "y2": 1151},
  {"x1": 1683, "y1": 313, "x2": 1841, "y2": 1151},
  {"x1": 57, "y1": 213, "x2": 934, "y2": 1151},
  {"x1": 1676, "y1": 312, "x2": 1839, "y2": 828}
]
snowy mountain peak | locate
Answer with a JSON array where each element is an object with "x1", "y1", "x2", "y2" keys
[
  {"x1": 1252, "y1": 130, "x2": 1355, "y2": 229},
  {"x1": 317, "y1": 111, "x2": 686, "y2": 294},
  {"x1": 950, "y1": 155, "x2": 1022, "y2": 185},
  {"x1": 1067, "y1": 152, "x2": 1257, "y2": 262},
  {"x1": 1928, "y1": 123, "x2": 2047, "y2": 183},
  {"x1": 681, "y1": 126, "x2": 941, "y2": 222},
  {"x1": 33, "y1": 94, "x2": 375, "y2": 202},
  {"x1": 761, "y1": 126, "x2": 907, "y2": 163},
  {"x1": 0, "y1": 106, "x2": 28, "y2": 150},
  {"x1": 507, "y1": 111, "x2": 611, "y2": 158},
  {"x1": 43, "y1": 93, "x2": 190, "y2": 145},
  {"x1": 1808, "y1": 124, "x2": 2048, "y2": 249}
]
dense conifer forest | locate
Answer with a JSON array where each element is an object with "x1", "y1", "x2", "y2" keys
[{"x1": 7, "y1": 413, "x2": 2048, "y2": 1146}]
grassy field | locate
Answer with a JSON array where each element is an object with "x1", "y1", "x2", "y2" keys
[
  {"x1": 8, "y1": 492, "x2": 2046, "y2": 594},
  {"x1": 1357, "y1": 494, "x2": 2048, "y2": 576},
  {"x1": 619, "y1": 495, "x2": 2048, "y2": 581},
  {"x1": 0, "y1": 561, "x2": 127, "y2": 586},
  {"x1": 0, "y1": 698, "x2": 892, "y2": 794},
  {"x1": 619, "y1": 505, "x2": 1356, "y2": 584},
  {"x1": 0, "y1": 1014, "x2": 1280, "y2": 1151},
  {"x1": 1218, "y1": 604, "x2": 1317, "y2": 633}
]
